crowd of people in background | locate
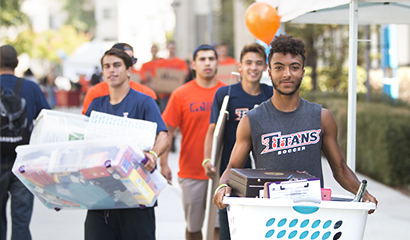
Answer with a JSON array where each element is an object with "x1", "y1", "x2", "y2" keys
[
  {"x1": 0, "y1": 35, "x2": 377, "y2": 240},
  {"x1": 22, "y1": 41, "x2": 238, "y2": 112}
]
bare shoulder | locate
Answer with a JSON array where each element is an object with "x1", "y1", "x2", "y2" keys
[
  {"x1": 238, "y1": 114, "x2": 250, "y2": 129},
  {"x1": 321, "y1": 108, "x2": 337, "y2": 135},
  {"x1": 236, "y1": 114, "x2": 252, "y2": 140},
  {"x1": 321, "y1": 108, "x2": 333, "y2": 118}
]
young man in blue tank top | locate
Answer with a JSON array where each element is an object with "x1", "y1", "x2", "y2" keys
[
  {"x1": 203, "y1": 43, "x2": 273, "y2": 239},
  {"x1": 84, "y1": 48, "x2": 169, "y2": 240},
  {"x1": 213, "y1": 34, "x2": 377, "y2": 214}
]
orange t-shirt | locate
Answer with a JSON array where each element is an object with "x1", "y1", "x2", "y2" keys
[
  {"x1": 139, "y1": 58, "x2": 164, "y2": 83},
  {"x1": 219, "y1": 56, "x2": 238, "y2": 66},
  {"x1": 162, "y1": 80, "x2": 226, "y2": 180},
  {"x1": 156, "y1": 57, "x2": 189, "y2": 99},
  {"x1": 156, "y1": 57, "x2": 188, "y2": 72},
  {"x1": 81, "y1": 81, "x2": 157, "y2": 114}
]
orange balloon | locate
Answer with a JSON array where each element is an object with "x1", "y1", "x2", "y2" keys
[{"x1": 245, "y1": 2, "x2": 281, "y2": 45}]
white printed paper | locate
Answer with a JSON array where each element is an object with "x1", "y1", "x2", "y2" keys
[
  {"x1": 267, "y1": 178, "x2": 322, "y2": 203},
  {"x1": 85, "y1": 111, "x2": 157, "y2": 151}
]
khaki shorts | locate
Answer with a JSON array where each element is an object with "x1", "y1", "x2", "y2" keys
[{"x1": 178, "y1": 178, "x2": 219, "y2": 232}]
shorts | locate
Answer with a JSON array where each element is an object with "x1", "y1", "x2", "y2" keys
[
  {"x1": 85, "y1": 207, "x2": 155, "y2": 240},
  {"x1": 178, "y1": 178, "x2": 209, "y2": 232}
]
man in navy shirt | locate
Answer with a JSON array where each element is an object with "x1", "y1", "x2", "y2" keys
[
  {"x1": 0, "y1": 45, "x2": 50, "y2": 240},
  {"x1": 203, "y1": 43, "x2": 272, "y2": 239},
  {"x1": 84, "y1": 48, "x2": 169, "y2": 240}
]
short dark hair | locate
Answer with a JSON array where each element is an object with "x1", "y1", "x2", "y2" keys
[
  {"x1": 268, "y1": 34, "x2": 306, "y2": 69},
  {"x1": 111, "y1": 43, "x2": 133, "y2": 52},
  {"x1": 101, "y1": 48, "x2": 133, "y2": 69},
  {"x1": 0, "y1": 45, "x2": 19, "y2": 70},
  {"x1": 193, "y1": 44, "x2": 218, "y2": 60},
  {"x1": 240, "y1": 43, "x2": 266, "y2": 63}
]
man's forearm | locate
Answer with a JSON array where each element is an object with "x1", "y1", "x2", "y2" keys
[
  {"x1": 151, "y1": 131, "x2": 169, "y2": 157},
  {"x1": 203, "y1": 123, "x2": 216, "y2": 160}
]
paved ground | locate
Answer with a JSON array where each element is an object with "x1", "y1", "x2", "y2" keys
[{"x1": 6, "y1": 107, "x2": 410, "y2": 239}]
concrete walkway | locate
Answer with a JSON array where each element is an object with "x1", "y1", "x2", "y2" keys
[{"x1": 6, "y1": 107, "x2": 410, "y2": 239}]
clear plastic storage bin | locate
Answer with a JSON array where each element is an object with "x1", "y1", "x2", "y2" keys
[{"x1": 12, "y1": 139, "x2": 167, "y2": 210}]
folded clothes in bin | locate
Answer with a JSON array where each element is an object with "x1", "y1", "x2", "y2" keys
[{"x1": 12, "y1": 139, "x2": 167, "y2": 211}]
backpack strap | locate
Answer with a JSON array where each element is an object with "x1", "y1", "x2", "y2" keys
[
  {"x1": 13, "y1": 78, "x2": 24, "y2": 95},
  {"x1": 0, "y1": 78, "x2": 24, "y2": 95}
]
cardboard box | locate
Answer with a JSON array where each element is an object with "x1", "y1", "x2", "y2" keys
[
  {"x1": 229, "y1": 168, "x2": 316, "y2": 197},
  {"x1": 130, "y1": 73, "x2": 142, "y2": 83},
  {"x1": 216, "y1": 64, "x2": 239, "y2": 85},
  {"x1": 153, "y1": 68, "x2": 186, "y2": 93}
]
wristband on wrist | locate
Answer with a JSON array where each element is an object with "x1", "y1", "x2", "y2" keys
[
  {"x1": 149, "y1": 150, "x2": 158, "y2": 159},
  {"x1": 214, "y1": 184, "x2": 229, "y2": 195},
  {"x1": 202, "y1": 158, "x2": 211, "y2": 167}
]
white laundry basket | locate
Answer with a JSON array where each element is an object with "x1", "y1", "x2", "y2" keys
[{"x1": 223, "y1": 197, "x2": 375, "y2": 240}]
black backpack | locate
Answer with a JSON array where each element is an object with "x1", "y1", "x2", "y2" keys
[{"x1": 0, "y1": 78, "x2": 30, "y2": 155}]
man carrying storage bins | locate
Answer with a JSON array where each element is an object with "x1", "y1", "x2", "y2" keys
[
  {"x1": 0, "y1": 45, "x2": 50, "y2": 240},
  {"x1": 213, "y1": 34, "x2": 378, "y2": 214},
  {"x1": 84, "y1": 48, "x2": 169, "y2": 240}
]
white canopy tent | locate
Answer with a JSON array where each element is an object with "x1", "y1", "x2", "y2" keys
[
  {"x1": 258, "y1": 0, "x2": 410, "y2": 172},
  {"x1": 62, "y1": 39, "x2": 110, "y2": 82},
  {"x1": 287, "y1": 1, "x2": 410, "y2": 25}
]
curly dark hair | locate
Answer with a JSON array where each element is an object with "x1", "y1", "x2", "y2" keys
[{"x1": 268, "y1": 34, "x2": 306, "y2": 69}]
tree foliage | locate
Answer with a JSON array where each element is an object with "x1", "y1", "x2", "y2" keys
[
  {"x1": 63, "y1": 0, "x2": 96, "y2": 34},
  {"x1": 0, "y1": 0, "x2": 30, "y2": 27},
  {"x1": 285, "y1": 24, "x2": 327, "y2": 91},
  {"x1": 6, "y1": 25, "x2": 90, "y2": 62}
]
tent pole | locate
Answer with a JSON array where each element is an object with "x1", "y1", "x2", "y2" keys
[{"x1": 347, "y1": 0, "x2": 358, "y2": 173}]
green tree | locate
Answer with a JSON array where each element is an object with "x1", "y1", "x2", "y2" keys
[
  {"x1": 0, "y1": 0, "x2": 30, "y2": 27},
  {"x1": 285, "y1": 24, "x2": 327, "y2": 91},
  {"x1": 7, "y1": 25, "x2": 90, "y2": 62},
  {"x1": 64, "y1": 0, "x2": 96, "y2": 34}
]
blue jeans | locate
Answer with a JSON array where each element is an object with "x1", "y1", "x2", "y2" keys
[{"x1": 0, "y1": 154, "x2": 34, "y2": 240}]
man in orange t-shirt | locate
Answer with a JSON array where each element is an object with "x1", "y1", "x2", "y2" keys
[
  {"x1": 215, "y1": 42, "x2": 238, "y2": 85},
  {"x1": 82, "y1": 43, "x2": 157, "y2": 114},
  {"x1": 139, "y1": 44, "x2": 163, "y2": 85},
  {"x1": 155, "y1": 41, "x2": 189, "y2": 112},
  {"x1": 161, "y1": 44, "x2": 225, "y2": 240},
  {"x1": 216, "y1": 42, "x2": 238, "y2": 66}
]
